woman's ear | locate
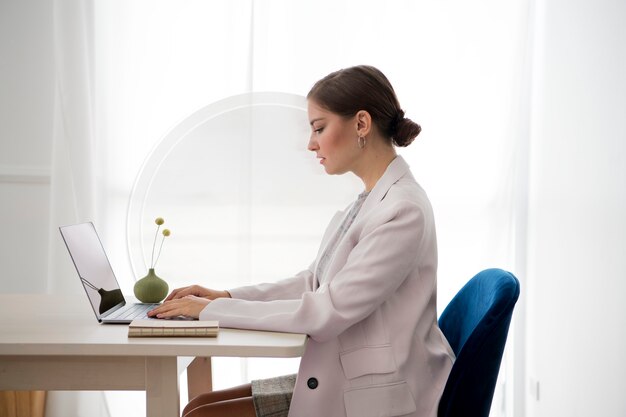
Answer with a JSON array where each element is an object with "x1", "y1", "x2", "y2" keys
[{"x1": 355, "y1": 110, "x2": 372, "y2": 137}]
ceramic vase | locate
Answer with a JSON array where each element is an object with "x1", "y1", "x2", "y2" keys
[{"x1": 133, "y1": 268, "x2": 169, "y2": 303}]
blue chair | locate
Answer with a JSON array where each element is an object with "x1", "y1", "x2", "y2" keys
[{"x1": 437, "y1": 268, "x2": 520, "y2": 417}]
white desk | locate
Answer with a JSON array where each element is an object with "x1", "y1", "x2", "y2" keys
[{"x1": 0, "y1": 295, "x2": 307, "y2": 417}]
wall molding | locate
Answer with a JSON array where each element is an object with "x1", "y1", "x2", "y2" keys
[{"x1": 0, "y1": 164, "x2": 51, "y2": 184}]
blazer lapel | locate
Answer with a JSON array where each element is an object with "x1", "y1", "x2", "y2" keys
[
  {"x1": 357, "y1": 155, "x2": 411, "y2": 219},
  {"x1": 312, "y1": 156, "x2": 411, "y2": 285}
]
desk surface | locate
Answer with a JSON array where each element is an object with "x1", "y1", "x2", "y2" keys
[
  {"x1": 0, "y1": 294, "x2": 306, "y2": 417},
  {"x1": 0, "y1": 294, "x2": 307, "y2": 358}
]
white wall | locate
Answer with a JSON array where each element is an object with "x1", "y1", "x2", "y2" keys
[
  {"x1": 525, "y1": 0, "x2": 626, "y2": 416},
  {"x1": 0, "y1": 0, "x2": 54, "y2": 293}
]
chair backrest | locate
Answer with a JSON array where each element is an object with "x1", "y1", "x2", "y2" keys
[{"x1": 437, "y1": 268, "x2": 520, "y2": 417}]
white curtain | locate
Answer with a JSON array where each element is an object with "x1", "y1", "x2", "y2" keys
[
  {"x1": 46, "y1": 0, "x2": 111, "y2": 416},
  {"x1": 49, "y1": 1, "x2": 532, "y2": 416},
  {"x1": 48, "y1": 0, "x2": 96, "y2": 294}
]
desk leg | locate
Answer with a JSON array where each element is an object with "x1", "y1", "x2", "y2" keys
[
  {"x1": 146, "y1": 357, "x2": 180, "y2": 417},
  {"x1": 187, "y1": 357, "x2": 213, "y2": 401}
]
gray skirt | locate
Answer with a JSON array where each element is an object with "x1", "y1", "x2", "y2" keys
[{"x1": 251, "y1": 374, "x2": 297, "y2": 417}]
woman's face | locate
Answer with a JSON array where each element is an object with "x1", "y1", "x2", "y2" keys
[{"x1": 307, "y1": 100, "x2": 360, "y2": 175}]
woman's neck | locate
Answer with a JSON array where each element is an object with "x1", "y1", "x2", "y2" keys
[{"x1": 354, "y1": 144, "x2": 397, "y2": 192}]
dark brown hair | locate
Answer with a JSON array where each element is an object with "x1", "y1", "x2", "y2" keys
[{"x1": 307, "y1": 65, "x2": 421, "y2": 147}]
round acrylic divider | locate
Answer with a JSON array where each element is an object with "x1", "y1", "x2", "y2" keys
[{"x1": 126, "y1": 92, "x2": 360, "y2": 290}]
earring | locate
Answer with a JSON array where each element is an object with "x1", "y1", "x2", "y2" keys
[{"x1": 357, "y1": 135, "x2": 366, "y2": 149}]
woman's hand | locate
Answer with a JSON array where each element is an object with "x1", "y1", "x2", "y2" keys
[
  {"x1": 147, "y1": 295, "x2": 210, "y2": 319},
  {"x1": 164, "y1": 285, "x2": 231, "y2": 302}
]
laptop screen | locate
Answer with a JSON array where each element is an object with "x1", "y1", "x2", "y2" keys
[{"x1": 59, "y1": 222, "x2": 125, "y2": 319}]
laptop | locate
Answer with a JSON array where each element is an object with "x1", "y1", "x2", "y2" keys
[{"x1": 59, "y1": 222, "x2": 160, "y2": 324}]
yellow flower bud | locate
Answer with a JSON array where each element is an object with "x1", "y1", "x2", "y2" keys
[
  {"x1": 162, "y1": 229, "x2": 171, "y2": 237},
  {"x1": 155, "y1": 217, "x2": 164, "y2": 225}
]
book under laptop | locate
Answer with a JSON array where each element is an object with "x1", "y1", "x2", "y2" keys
[{"x1": 59, "y1": 222, "x2": 159, "y2": 324}]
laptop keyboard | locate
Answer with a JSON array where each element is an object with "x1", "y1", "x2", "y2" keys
[{"x1": 106, "y1": 303, "x2": 159, "y2": 320}]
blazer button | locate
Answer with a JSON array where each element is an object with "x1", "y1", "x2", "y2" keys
[{"x1": 307, "y1": 377, "x2": 318, "y2": 390}]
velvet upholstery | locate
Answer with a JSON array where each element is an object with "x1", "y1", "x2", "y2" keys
[{"x1": 437, "y1": 268, "x2": 520, "y2": 417}]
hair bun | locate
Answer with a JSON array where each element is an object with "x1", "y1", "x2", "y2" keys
[{"x1": 392, "y1": 114, "x2": 421, "y2": 147}]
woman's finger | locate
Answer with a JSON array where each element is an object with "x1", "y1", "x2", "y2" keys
[
  {"x1": 164, "y1": 287, "x2": 185, "y2": 301},
  {"x1": 148, "y1": 297, "x2": 208, "y2": 319},
  {"x1": 167, "y1": 285, "x2": 205, "y2": 301},
  {"x1": 148, "y1": 299, "x2": 180, "y2": 316},
  {"x1": 165, "y1": 286, "x2": 195, "y2": 301}
]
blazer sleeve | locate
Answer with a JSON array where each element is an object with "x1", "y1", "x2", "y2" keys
[
  {"x1": 227, "y1": 264, "x2": 316, "y2": 302},
  {"x1": 199, "y1": 200, "x2": 426, "y2": 342}
]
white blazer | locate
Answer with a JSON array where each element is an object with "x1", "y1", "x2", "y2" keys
[{"x1": 200, "y1": 156, "x2": 455, "y2": 417}]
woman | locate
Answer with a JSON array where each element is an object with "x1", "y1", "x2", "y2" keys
[{"x1": 148, "y1": 65, "x2": 455, "y2": 417}]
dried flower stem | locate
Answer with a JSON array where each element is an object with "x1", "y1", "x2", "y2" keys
[
  {"x1": 154, "y1": 235, "x2": 165, "y2": 268},
  {"x1": 151, "y1": 224, "x2": 160, "y2": 269}
]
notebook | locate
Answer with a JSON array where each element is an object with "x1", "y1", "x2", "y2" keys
[
  {"x1": 59, "y1": 222, "x2": 160, "y2": 324},
  {"x1": 128, "y1": 319, "x2": 219, "y2": 337}
]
